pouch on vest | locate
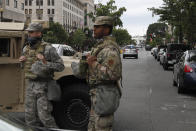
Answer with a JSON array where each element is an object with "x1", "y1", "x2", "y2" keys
[
  {"x1": 47, "y1": 80, "x2": 61, "y2": 101},
  {"x1": 71, "y1": 61, "x2": 87, "y2": 79},
  {"x1": 94, "y1": 85, "x2": 120, "y2": 116}
]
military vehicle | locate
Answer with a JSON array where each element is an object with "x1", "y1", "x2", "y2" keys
[{"x1": 0, "y1": 22, "x2": 90, "y2": 130}]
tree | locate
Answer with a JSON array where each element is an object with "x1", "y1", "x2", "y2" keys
[
  {"x1": 88, "y1": 0, "x2": 126, "y2": 27},
  {"x1": 42, "y1": 22, "x2": 68, "y2": 44},
  {"x1": 112, "y1": 28, "x2": 133, "y2": 46},
  {"x1": 149, "y1": 0, "x2": 196, "y2": 44},
  {"x1": 69, "y1": 29, "x2": 86, "y2": 51},
  {"x1": 146, "y1": 23, "x2": 168, "y2": 46}
]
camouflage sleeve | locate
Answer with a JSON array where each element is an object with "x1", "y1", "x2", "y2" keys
[
  {"x1": 45, "y1": 46, "x2": 65, "y2": 72},
  {"x1": 92, "y1": 47, "x2": 122, "y2": 81}
]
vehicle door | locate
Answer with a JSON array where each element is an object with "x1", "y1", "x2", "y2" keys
[{"x1": 177, "y1": 53, "x2": 186, "y2": 80}]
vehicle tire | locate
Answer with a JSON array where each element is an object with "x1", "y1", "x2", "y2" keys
[
  {"x1": 53, "y1": 83, "x2": 90, "y2": 130},
  {"x1": 123, "y1": 55, "x2": 125, "y2": 59},
  {"x1": 177, "y1": 77, "x2": 184, "y2": 94},
  {"x1": 163, "y1": 62, "x2": 168, "y2": 70},
  {"x1": 173, "y1": 73, "x2": 177, "y2": 86},
  {"x1": 136, "y1": 56, "x2": 138, "y2": 59}
]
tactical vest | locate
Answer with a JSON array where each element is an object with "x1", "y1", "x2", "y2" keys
[
  {"x1": 24, "y1": 42, "x2": 47, "y2": 79},
  {"x1": 87, "y1": 36, "x2": 122, "y2": 85}
]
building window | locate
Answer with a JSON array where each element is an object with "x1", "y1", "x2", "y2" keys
[
  {"x1": 36, "y1": 0, "x2": 43, "y2": 6},
  {"x1": 40, "y1": 0, "x2": 43, "y2": 6},
  {"x1": 25, "y1": 0, "x2": 28, "y2": 6},
  {"x1": 25, "y1": 9, "x2": 28, "y2": 14},
  {"x1": 29, "y1": 9, "x2": 32, "y2": 14},
  {"x1": 52, "y1": 0, "x2": 54, "y2": 6},
  {"x1": 36, "y1": 9, "x2": 43, "y2": 15},
  {"x1": 6, "y1": 0, "x2": 9, "y2": 6},
  {"x1": 47, "y1": 9, "x2": 50, "y2": 14},
  {"x1": 52, "y1": 9, "x2": 55, "y2": 14},
  {"x1": 14, "y1": 0, "x2": 17, "y2": 8},
  {"x1": 48, "y1": 0, "x2": 50, "y2": 6},
  {"x1": 29, "y1": 0, "x2": 32, "y2": 6},
  {"x1": 21, "y1": 3, "x2": 24, "y2": 10},
  {"x1": 49, "y1": 17, "x2": 53, "y2": 22}
]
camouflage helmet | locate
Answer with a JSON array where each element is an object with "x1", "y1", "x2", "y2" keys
[
  {"x1": 26, "y1": 22, "x2": 43, "y2": 32},
  {"x1": 94, "y1": 16, "x2": 113, "y2": 26}
]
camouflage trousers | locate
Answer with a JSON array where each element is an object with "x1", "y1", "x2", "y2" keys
[
  {"x1": 88, "y1": 89, "x2": 114, "y2": 131},
  {"x1": 25, "y1": 80, "x2": 58, "y2": 128}
]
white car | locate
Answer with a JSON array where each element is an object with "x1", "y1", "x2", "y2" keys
[
  {"x1": 151, "y1": 47, "x2": 157, "y2": 56},
  {"x1": 123, "y1": 45, "x2": 138, "y2": 59},
  {"x1": 52, "y1": 44, "x2": 76, "y2": 56}
]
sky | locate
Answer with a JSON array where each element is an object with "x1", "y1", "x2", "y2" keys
[{"x1": 94, "y1": 0, "x2": 164, "y2": 36}]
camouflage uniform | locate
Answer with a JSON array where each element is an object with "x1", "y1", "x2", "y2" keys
[
  {"x1": 87, "y1": 16, "x2": 122, "y2": 131},
  {"x1": 23, "y1": 23, "x2": 64, "y2": 128}
]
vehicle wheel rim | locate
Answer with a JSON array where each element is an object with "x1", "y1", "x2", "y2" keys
[{"x1": 66, "y1": 99, "x2": 89, "y2": 127}]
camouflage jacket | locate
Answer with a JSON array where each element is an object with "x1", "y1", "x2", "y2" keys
[
  {"x1": 87, "y1": 36, "x2": 122, "y2": 85},
  {"x1": 23, "y1": 41, "x2": 65, "y2": 80}
]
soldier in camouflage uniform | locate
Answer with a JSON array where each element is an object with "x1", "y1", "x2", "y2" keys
[
  {"x1": 87, "y1": 16, "x2": 122, "y2": 131},
  {"x1": 19, "y1": 22, "x2": 64, "y2": 128}
]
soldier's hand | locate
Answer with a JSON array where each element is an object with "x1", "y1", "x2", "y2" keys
[
  {"x1": 87, "y1": 55, "x2": 97, "y2": 66},
  {"x1": 37, "y1": 54, "x2": 47, "y2": 64},
  {"x1": 19, "y1": 56, "x2": 26, "y2": 62}
]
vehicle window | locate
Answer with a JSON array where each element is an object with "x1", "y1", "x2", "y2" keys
[
  {"x1": 189, "y1": 52, "x2": 196, "y2": 62},
  {"x1": 167, "y1": 44, "x2": 191, "y2": 52},
  {"x1": 63, "y1": 48, "x2": 75, "y2": 56},
  {"x1": 126, "y1": 45, "x2": 135, "y2": 49},
  {"x1": 180, "y1": 54, "x2": 186, "y2": 61},
  {"x1": 0, "y1": 38, "x2": 10, "y2": 57}
]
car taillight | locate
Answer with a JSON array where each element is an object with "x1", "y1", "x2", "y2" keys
[
  {"x1": 184, "y1": 65, "x2": 193, "y2": 73},
  {"x1": 167, "y1": 54, "x2": 170, "y2": 57}
]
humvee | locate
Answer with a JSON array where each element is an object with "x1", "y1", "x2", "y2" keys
[{"x1": 0, "y1": 22, "x2": 90, "y2": 130}]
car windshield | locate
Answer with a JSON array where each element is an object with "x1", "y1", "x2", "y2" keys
[{"x1": 126, "y1": 45, "x2": 136, "y2": 49}]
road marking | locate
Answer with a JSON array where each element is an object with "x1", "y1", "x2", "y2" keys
[
  {"x1": 149, "y1": 88, "x2": 152, "y2": 95},
  {"x1": 183, "y1": 104, "x2": 186, "y2": 108}
]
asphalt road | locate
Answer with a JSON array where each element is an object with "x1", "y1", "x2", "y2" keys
[{"x1": 113, "y1": 48, "x2": 196, "y2": 131}]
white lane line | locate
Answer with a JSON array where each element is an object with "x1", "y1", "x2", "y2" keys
[{"x1": 149, "y1": 88, "x2": 152, "y2": 95}]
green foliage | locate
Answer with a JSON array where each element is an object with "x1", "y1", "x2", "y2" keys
[
  {"x1": 88, "y1": 0, "x2": 126, "y2": 27},
  {"x1": 112, "y1": 28, "x2": 132, "y2": 46},
  {"x1": 69, "y1": 29, "x2": 86, "y2": 51},
  {"x1": 146, "y1": 23, "x2": 168, "y2": 45},
  {"x1": 43, "y1": 22, "x2": 68, "y2": 44},
  {"x1": 149, "y1": 0, "x2": 196, "y2": 43}
]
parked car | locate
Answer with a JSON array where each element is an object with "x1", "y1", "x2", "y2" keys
[
  {"x1": 145, "y1": 45, "x2": 152, "y2": 51},
  {"x1": 173, "y1": 50, "x2": 196, "y2": 93},
  {"x1": 123, "y1": 45, "x2": 138, "y2": 59},
  {"x1": 160, "y1": 48, "x2": 166, "y2": 65},
  {"x1": 156, "y1": 45, "x2": 167, "y2": 61},
  {"x1": 151, "y1": 47, "x2": 157, "y2": 55},
  {"x1": 162, "y1": 43, "x2": 191, "y2": 70},
  {"x1": 153, "y1": 48, "x2": 158, "y2": 59}
]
